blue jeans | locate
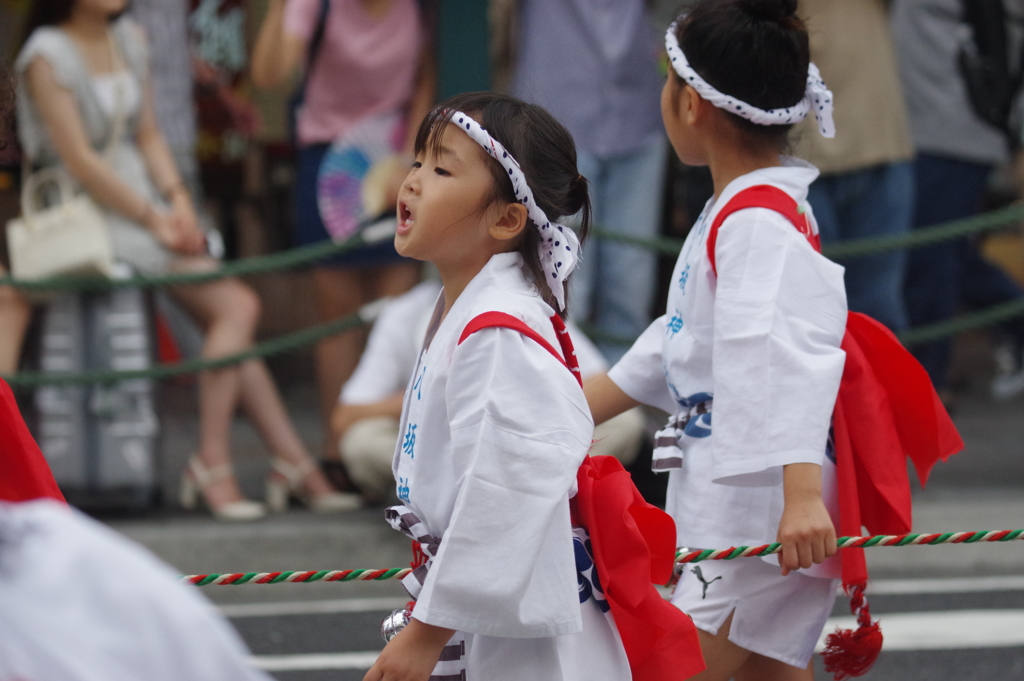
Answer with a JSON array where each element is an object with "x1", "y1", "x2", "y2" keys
[
  {"x1": 904, "y1": 153, "x2": 1024, "y2": 389},
  {"x1": 572, "y1": 136, "x2": 668, "y2": 362},
  {"x1": 807, "y1": 161, "x2": 914, "y2": 331}
]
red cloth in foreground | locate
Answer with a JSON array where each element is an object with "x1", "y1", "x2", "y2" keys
[
  {"x1": 0, "y1": 378, "x2": 64, "y2": 502},
  {"x1": 573, "y1": 455, "x2": 705, "y2": 681},
  {"x1": 459, "y1": 312, "x2": 705, "y2": 681}
]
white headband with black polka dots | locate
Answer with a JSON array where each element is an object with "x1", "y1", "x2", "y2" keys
[
  {"x1": 665, "y1": 22, "x2": 836, "y2": 138},
  {"x1": 449, "y1": 110, "x2": 580, "y2": 312}
]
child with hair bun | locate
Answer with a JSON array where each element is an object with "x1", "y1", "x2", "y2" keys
[
  {"x1": 586, "y1": 1, "x2": 960, "y2": 679},
  {"x1": 364, "y1": 92, "x2": 704, "y2": 681}
]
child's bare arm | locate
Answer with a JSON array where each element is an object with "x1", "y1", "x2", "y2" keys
[
  {"x1": 363, "y1": 619, "x2": 455, "y2": 681},
  {"x1": 777, "y1": 462, "x2": 837, "y2": 576},
  {"x1": 584, "y1": 374, "x2": 640, "y2": 427},
  {"x1": 331, "y1": 392, "x2": 405, "y2": 441}
]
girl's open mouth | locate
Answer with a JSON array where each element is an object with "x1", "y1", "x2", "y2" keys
[{"x1": 397, "y1": 201, "x2": 414, "y2": 234}]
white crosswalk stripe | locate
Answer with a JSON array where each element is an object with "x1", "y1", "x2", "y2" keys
[
  {"x1": 867, "y1": 575, "x2": 1024, "y2": 595},
  {"x1": 251, "y1": 651, "x2": 380, "y2": 672},
  {"x1": 222, "y1": 596, "x2": 407, "y2": 618}
]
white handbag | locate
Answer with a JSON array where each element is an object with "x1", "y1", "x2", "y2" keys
[
  {"x1": 6, "y1": 168, "x2": 115, "y2": 280},
  {"x1": 6, "y1": 28, "x2": 127, "y2": 282}
]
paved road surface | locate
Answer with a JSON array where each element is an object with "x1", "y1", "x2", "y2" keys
[
  {"x1": 101, "y1": 376, "x2": 1024, "y2": 680},
  {"x1": 211, "y1": 577, "x2": 1024, "y2": 681}
]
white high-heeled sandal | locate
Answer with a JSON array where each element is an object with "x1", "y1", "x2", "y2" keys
[
  {"x1": 180, "y1": 457, "x2": 267, "y2": 522},
  {"x1": 266, "y1": 458, "x2": 361, "y2": 514}
]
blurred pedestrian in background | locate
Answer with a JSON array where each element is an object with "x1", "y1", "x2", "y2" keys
[
  {"x1": 126, "y1": 0, "x2": 200, "y2": 202},
  {"x1": 894, "y1": 0, "x2": 1024, "y2": 401},
  {"x1": 0, "y1": 61, "x2": 30, "y2": 376},
  {"x1": 252, "y1": 0, "x2": 435, "y2": 488},
  {"x1": 189, "y1": 0, "x2": 263, "y2": 262},
  {"x1": 501, "y1": 0, "x2": 667, "y2": 362},
  {"x1": 15, "y1": 0, "x2": 355, "y2": 520},
  {"x1": 126, "y1": 0, "x2": 209, "y2": 361},
  {"x1": 796, "y1": 0, "x2": 914, "y2": 332}
]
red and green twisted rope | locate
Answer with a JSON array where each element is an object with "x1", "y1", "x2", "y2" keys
[
  {"x1": 674, "y1": 528, "x2": 1024, "y2": 563},
  {"x1": 182, "y1": 568, "x2": 412, "y2": 586},
  {"x1": 180, "y1": 529, "x2": 1023, "y2": 585}
]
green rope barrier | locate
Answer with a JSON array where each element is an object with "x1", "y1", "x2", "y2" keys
[
  {"x1": 7, "y1": 286, "x2": 998, "y2": 385},
  {"x1": 2, "y1": 204, "x2": 1023, "y2": 384},
  {"x1": 0, "y1": 231, "x2": 377, "y2": 292},
  {"x1": 3, "y1": 201, "x2": 1021, "y2": 292},
  {"x1": 1, "y1": 308, "x2": 371, "y2": 388},
  {"x1": 899, "y1": 297, "x2": 1024, "y2": 345},
  {"x1": 591, "y1": 202, "x2": 1024, "y2": 260},
  {"x1": 584, "y1": 295, "x2": 1024, "y2": 348},
  {"x1": 590, "y1": 229, "x2": 685, "y2": 257},
  {"x1": 584, "y1": 291, "x2": 1024, "y2": 348},
  {"x1": 825, "y1": 203, "x2": 1024, "y2": 259}
]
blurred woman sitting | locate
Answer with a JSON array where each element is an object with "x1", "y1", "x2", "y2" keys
[{"x1": 15, "y1": 0, "x2": 357, "y2": 520}]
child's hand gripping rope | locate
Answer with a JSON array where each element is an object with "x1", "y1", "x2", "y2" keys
[{"x1": 777, "y1": 463, "x2": 839, "y2": 575}]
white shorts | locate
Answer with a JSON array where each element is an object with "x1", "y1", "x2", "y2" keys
[{"x1": 671, "y1": 556, "x2": 838, "y2": 669}]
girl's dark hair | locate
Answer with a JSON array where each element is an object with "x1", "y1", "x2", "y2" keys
[
  {"x1": 20, "y1": 0, "x2": 77, "y2": 48},
  {"x1": 674, "y1": 0, "x2": 809, "y2": 153},
  {"x1": 19, "y1": 0, "x2": 126, "y2": 50},
  {"x1": 414, "y1": 92, "x2": 591, "y2": 317}
]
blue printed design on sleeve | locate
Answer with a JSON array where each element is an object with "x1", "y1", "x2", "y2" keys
[
  {"x1": 412, "y1": 366, "x2": 426, "y2": 400},
  {"x1": 666, "y1": 311, "x2": 684, "y2": 336},
  {"x1": 678, "y1": 263, "x2": 691, "y2": 292},
  {"x1": 402, "y1": 423, "x2": 417, "y2": 459},
  {"x1": 397, "y1": 477, "x2": 410, "y2": 502}
]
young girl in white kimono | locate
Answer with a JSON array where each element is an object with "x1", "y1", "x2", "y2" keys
[
  {"x1": 587, "y1": 0, "x2": 848, "y2": 679},
  {"x1": 362, "y1": 93, "x2": 636, "y2": 681}
]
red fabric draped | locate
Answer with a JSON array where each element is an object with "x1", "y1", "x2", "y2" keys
[
  {"x1": 833, "y1": 313, "x2": 963, "y2": 586},
  {"x1": 0, "y1": 378, "x2": 64, "y2": 503},
  {"x1": 573, "y1": 455, "x2": 705, "y2": 681}
]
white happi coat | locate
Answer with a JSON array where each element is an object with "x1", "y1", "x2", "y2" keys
[
  {"x1": 0, "y1": 500, "x2": 269, "y2": 681},
  {"x1": 609, "y1": 159, "x2": 846, "y2": 578},
  {"x1": 391, "y1": 252, "x2": 631, "y2": 680}
]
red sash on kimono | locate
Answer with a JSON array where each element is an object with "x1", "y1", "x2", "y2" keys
[
  {"x1": 0, "y1": 378, "x2": 64, "y2": 503},
  {"x1": 708, "y1": 186, "x2": 963, "y2": 679},
  {"x1": 459, "y1": 313, "x2": 706, "y2": 681}
]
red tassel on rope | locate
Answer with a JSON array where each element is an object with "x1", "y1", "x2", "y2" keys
[
  {"x1": 404, "y1": 541, "x2": 430, "y2": 614},
  {"x1": 409, "y1": 540, "x2": 428, "y2": 570},
  {"x1": 821, "y1": 583, "x2": 882, "y2": 680}
]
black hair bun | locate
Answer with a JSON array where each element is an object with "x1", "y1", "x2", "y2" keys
[
  {"x1": 566, "y1": 172, "x2": 590, "y2": 217},
  {"x1": 736, "y1": 0, "x2": 798, "y2": 22}
]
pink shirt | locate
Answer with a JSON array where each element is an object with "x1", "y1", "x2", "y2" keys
[{"x1": 284, "y1": 0, "x2": 422, "y2": 145}]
